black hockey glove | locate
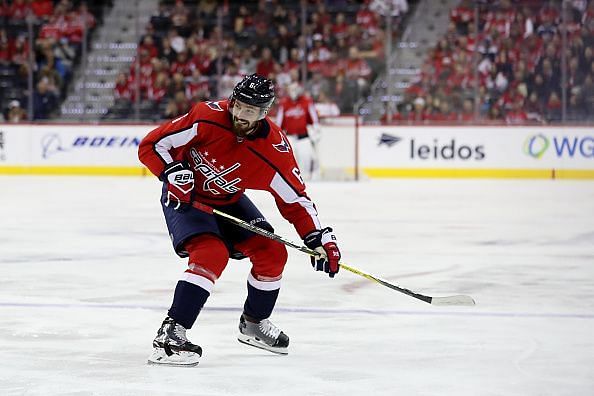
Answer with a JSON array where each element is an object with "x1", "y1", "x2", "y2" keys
[
  {"x1": 303, "y1": 227, "x2": 341, "y2": 278},
  {"x1": 161, "y1": 161, "x2": 195, "y2": 212}
]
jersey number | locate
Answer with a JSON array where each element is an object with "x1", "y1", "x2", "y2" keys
[{"x1": 292, "y1": 167, "x2": 304, "y2": 186}]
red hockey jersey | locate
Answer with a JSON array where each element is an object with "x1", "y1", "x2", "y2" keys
[
  {"x1": 275, "y1": 96, "x2": 319, "y2": 136},
  {"x1": 138, "y1": 100, "x2": 322, "y2": 238}
]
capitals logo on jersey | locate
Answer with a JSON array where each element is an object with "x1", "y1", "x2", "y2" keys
[
  {"x1": 138, "y1": 99, "x2": 322, "y2": 237},
  {"x1": 284, "y1": 107, "x2": 306, "y2": 118},
  {"x1": 189, "y1": 148, "x2": 242, "y2": 195},
  {"x1": 272, "y1": 133, "x2": 291, "y2": 153}
]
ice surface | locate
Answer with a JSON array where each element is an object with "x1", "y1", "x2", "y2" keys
[{"x1": 1, "y1": 177, "x2": 593, "y2": 396}]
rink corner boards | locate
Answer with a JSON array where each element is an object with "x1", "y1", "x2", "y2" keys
[{"x1": 1, "y1": 166, "x2": 593, "y2": 180}]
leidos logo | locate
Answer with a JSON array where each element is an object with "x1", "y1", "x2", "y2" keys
[
  {"x1": 523, "y1": 134, "x2": 549, "y2": 158},
  {"x1": 524, "y1": 134, "x2": 594, "y2": 159},
  {"x1": 378, "y1": 134, "x2": 485, "y2": 160},
  {"x1": 410, "y1": 139, "x2": 485, "y2": 161}
]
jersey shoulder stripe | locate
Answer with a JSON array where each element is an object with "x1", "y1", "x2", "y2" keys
[
  {"x1": 151, "y1": 123, "x2": 198, "y2": 165},
  {"x1": 247, "y1": 146, "x2": 306, "y2": 198}
]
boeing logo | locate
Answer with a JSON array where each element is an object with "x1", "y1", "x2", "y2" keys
[
  {"x1": 41, "y1": 134, "x2": 141, "y2": 158},
  {"x1": 41, "y1": 134, "x2": 68, "y2": 159},
  {"x1": 72, "y1": 136, "x2": 140, "y2": 148}
]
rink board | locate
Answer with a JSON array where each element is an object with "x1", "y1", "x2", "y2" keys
[
  {"x1": 0, "y1": 124, "x2": 592, "y2": 179},
  {"x1": 357, "y1": 125, "x2": 594, "y2": 179}
]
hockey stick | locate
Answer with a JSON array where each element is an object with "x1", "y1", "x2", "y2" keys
[{"x1": 191, "y1": 201, "x2": 475, "y2": 307}]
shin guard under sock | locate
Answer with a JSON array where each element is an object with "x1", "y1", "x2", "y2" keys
[
  {"x1": 168, "y1": 280, "x2": 210, "y2": 329},
  {"x1": 243, "y1": 282, "x2": 280, "y2": 321}
]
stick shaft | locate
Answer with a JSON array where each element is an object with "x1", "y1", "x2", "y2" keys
[
  {"x1": 337, "y1": 263, "x2": 432, "y2": 303},
  {"x1": 190, "y1": 201, "x2": 475, "y2": 306}
]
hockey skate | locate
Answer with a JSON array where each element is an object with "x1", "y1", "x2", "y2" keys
[
  {"x1": 237, "y1": 314, "x2": 289, "y2": 355},
  {"x1": 147, "y1": 317, "x2": 202, "y2": 367}
]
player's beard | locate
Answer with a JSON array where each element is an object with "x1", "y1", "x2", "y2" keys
[{"x1": 232, "y1": 116, "x2": 258, "y2": 138}]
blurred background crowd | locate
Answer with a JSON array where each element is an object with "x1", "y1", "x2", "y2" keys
[
  {"x1": 399, "y1": 0, "x2": 594, "y2": 124},
  {"x1": 0, "y1": 0, "x2": 592, "y2": 124},
  {"x1": 0, "y1": 0, "x2": 101, "y2": 121}
]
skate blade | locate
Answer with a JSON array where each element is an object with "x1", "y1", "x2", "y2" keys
[
  {"x1": 147, "y1": 348, "x2": 200, "y2": 367},
  {"x1": 237, "y1": 334, "x2": 288, "y2": 355}
]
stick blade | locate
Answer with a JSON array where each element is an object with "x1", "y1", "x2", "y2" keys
[{"x1": 431, "y1": 295, "x2": 476, "y2": 306}]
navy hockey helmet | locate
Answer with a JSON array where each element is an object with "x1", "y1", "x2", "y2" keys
[{"x1": 230, "y1": 74, "x2": 275, "y2": 119}]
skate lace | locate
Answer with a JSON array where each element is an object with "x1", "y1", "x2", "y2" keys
[
  {"x1": 172, "y1": 323, "x2": 188, "y2": 342},
  {"x1": 258, "y1": 319, "x2": 281, "y2": 339}
]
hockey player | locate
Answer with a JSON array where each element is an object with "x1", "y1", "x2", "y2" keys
[
  {"x1": 138, "y1": 74, "x2": 341, "y2": 366},
  {"x1": 275, "y1": 82, "x2": 322, "y2": 180}
]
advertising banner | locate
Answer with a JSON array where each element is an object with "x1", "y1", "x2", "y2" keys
[
  {"x1": 0, "y1": 124, "x2": 155, "y2": 175},
  {"x1": 29, "y1": 125, "x2": 152, "y2": 166},
  {"x1": 359, "y1": 126, "x2": 594, "y2": 178},
  {"x1": 0, "y1": 124, "x2": 592, "y2": 179}
]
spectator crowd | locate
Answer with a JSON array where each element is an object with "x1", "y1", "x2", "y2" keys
[
  {"x1": 108, "y1": 0, "x2": 411, "y2": 120},
  {"x1": 5, "y1": 0, "x2": 590, "y2": 125},
  {"x1": 0, "y1": 0, "x2": 103, "y2": 121},
  {"x1": 396, "y1": 0, "x2": 594, "y2": 124}
]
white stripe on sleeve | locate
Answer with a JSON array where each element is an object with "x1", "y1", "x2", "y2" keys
[
  {"x1": 155, "y1": 122, "x2": 198, "y2": 163},
  {"x1": 270, "y1": 173, "x2": 321, "y2": 229}
]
